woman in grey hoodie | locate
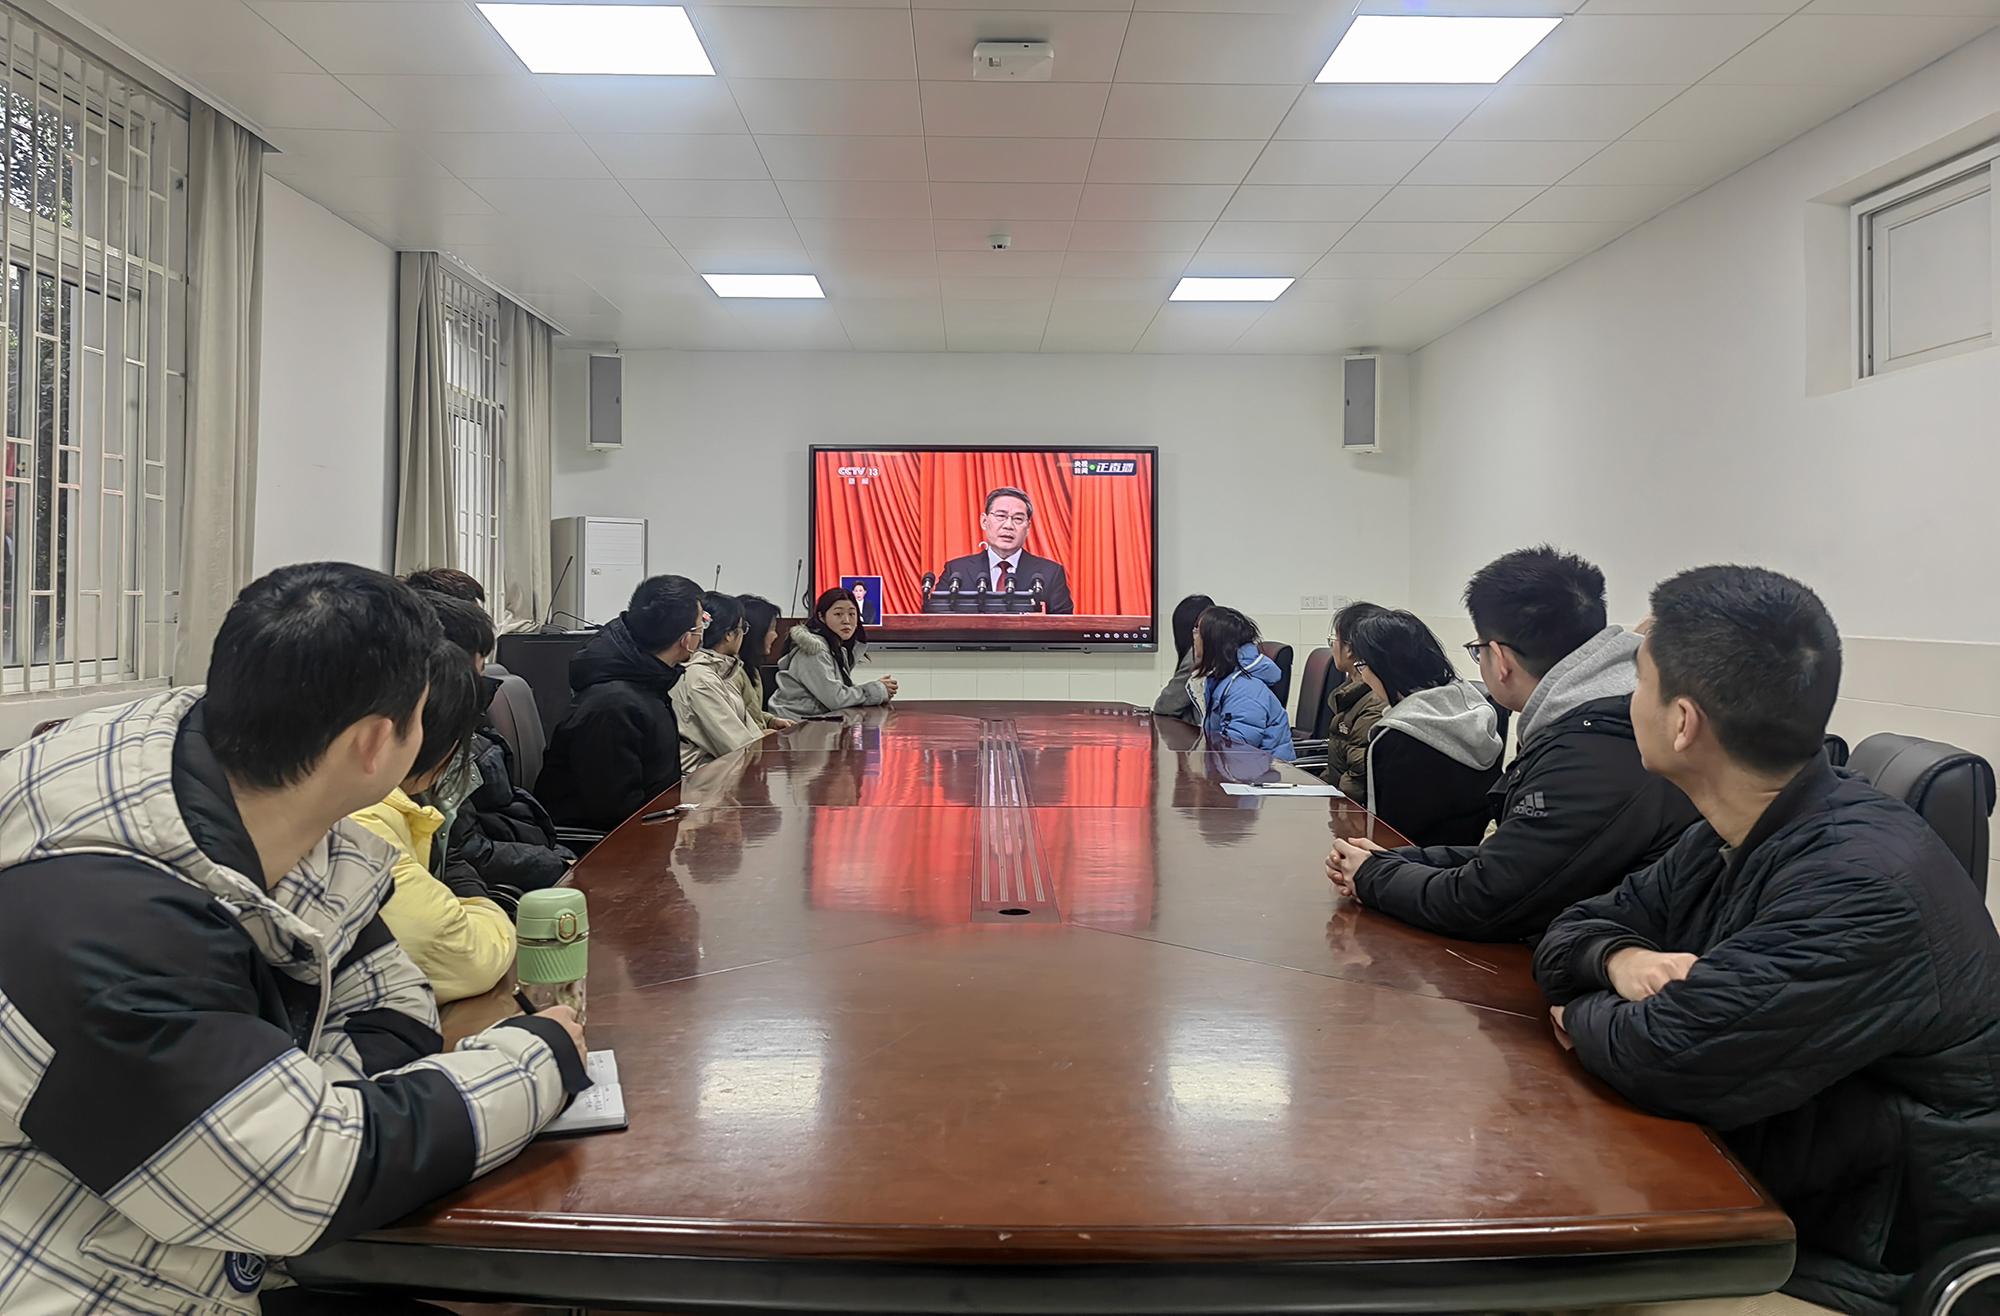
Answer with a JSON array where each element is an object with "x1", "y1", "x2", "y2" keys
[
  {"x1": 1348, "y1": 610, "x2": 1504, "y2": 847},
  {"x1": 772, "y1": 587, "x2": 897, "y2": 719},
  {"x1": 1151, "y1": 593, "x2": 1214, "y2": 721}
]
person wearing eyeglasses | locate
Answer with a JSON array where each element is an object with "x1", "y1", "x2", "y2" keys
[
  {"x1": 1326, "y1": 546, "x2": 1701, "y2": 944},
  {"x1": 538, "y1": 574, "x2": 710, "y2": 832},
  {"x1": 675, "y1": 592, "x2": 782, "y2": 773},
  {"x1": 934, "y1": 487, "x2": 1075, "y2": 615}
]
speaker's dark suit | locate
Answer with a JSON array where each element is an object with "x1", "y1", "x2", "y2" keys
[{"x1": 936, "y1": 550, "x2": 1075, "y2": 614}]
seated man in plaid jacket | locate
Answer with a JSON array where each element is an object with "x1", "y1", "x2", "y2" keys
[{"x1": 0, "y1": 562, "x2": 589, "y2": 1316}]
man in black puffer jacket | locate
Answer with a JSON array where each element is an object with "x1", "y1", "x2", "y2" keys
[
  {"x1": 1537, "y1": 565, "x2": 2000, "y2": 1316},
  {"x1": 1328, "y1": 546, "x2": 1701, "y2": 942},
  {"x1": 449, "y1": 709, "x2": 574, "y2": 891},
  {"x1": 538, "y1": 574, "x2": 707, "y2": 832}
]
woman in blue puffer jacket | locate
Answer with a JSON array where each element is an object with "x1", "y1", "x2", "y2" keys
[{"x1": 1186, "y1": 605, "x2": 1296, "y2": 761}]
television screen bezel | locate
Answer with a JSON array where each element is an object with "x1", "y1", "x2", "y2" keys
[{"x1": 807, "y1": 444, "x2": 1161, "y2": 653}]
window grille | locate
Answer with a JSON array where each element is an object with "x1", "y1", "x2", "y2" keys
[
  {"x1": 0, "y1": 12, "x2": 186, "y2": 694},
  {"x1": 439, "y1": 265, "x2": 504, "y2": 599}
]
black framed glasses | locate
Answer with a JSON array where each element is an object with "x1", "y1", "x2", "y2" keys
[{"x1": 1463, "y1": 639, "x2": 1511, "y2": 663}]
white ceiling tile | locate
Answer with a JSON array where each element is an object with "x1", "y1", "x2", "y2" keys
[
  {"x1": 1449, "y1": 85, "x2": 1683, "y2": 141},
  {"x1": 1462, "y1": 220, "x2": 1630, "y2": 253},
  {"x1": 1135, "y1": 303, "x2": 1267, "y2": 352},
  {"x1": 582, "y1": 134, "x2": 770, "y2": 180},
  {"x1": 538, "y1": 79, "x2": 750, "y2": 135},
  {"x1": 760, "y1": 136, "x2": 930, "y2": 181},
  {"x1": 1039, "y1": 302, "x2": 1155, "y2": 353},
  {"x1": 929, "y1": 181, "x2": 1083, "y2": 220},
  {"x1": 944, "y1": 301, "x2": 1052, "y2": 350},
  {"x1": 1098, "y1": 84, "x2": 1298, "y2": 138},
  {"x1": 504, "y1": 215, "x2": 680, "y2": 252},
  {"x1": 1505, "y1": 183, "x2": 1694, "y2": 222},
  {"x1": 1276, "y1": 86, "x2": 1490, "y2": 141},
  {"x1": 192, "y1": 71, "x2": 393, "y2": 131},
  {"x1": 791, "y1": 218, "x2": 938, "y2": 247},
  {"x1": 332, "y1": 176, "x2": 497, "y2": 215},
  {"x1": 732, "y1": 80, "x2": 925, "y2": 136},
  {"x1": 1054, "y1": 276, "x2": 1172, "y2": 300},
  {"x1": 1402, "y1": 140, "x2": 1606, "y2": 186},
  {"x1": 1305, "y1": 251, "x2": 1447, "y2": 279},
  {"x1": 1067, "y1": 219, "x2": 1211, "y2": 249},
  {"x1": 1061, "y1": 249, "x2": 1192, "y2": 275},
  {"x1": 1202, "y1": 219, "x2": 1352, "y2": 250},
  {"x1": 1333, "y1": 221, "x2": 1493, "y2": 252},
  {"x1": 943, "y1": 275, "x2": 1061, "y2": 299},
  {"x1": 698, "y1": 7, "x2": 918, "y2": 79},
  {"x1": 811, "y1": 249, "x2": 942, "y2": 276},
  {"x1": 1623, "y1": 82, "x2": 1871, "y2": 141},
  {"x1": 1227, "y1": 313, "x2": 1376, "y2": 356},
  {"x1": 938, "y1": 249, "x2": 1067, "y2": 275},
  {"x1": 1704, "y1": 14, "x2": 2000, "y2": 85},
  {"x1": 468, "y1": 177, "x2": 642, "y2": 219},
  {"x1": 423, "y1": 133, "x2": 611, "y2": 180},
  {"x1": 912, "y1": 10, "x2": 1132, "y2": 82},
  {"x1": 264, "y1": 129, "x2": 447, "y2": 177},
  {"x1": 935, "y1": 219, "x2": 1074, "y2": 248},
  {"x1": 658, "y1": 217, "x2": 808, "y2": 252},
  {"x1": 1801, "y1": 0, "x2": 2000, "y2": 12},
  {"x1": 1112, "y1": 12, "x2": 1348, "y2": 83},
  {"x1": 342, "y1": 75, "x2": 574, "y2": 134},
  {"x1": 838, "y1": 300, "x2": 948, "y2": 353},
  {"x1": 1076, "y1": 183, "x2": 1236, "y2": 221},
  {"x1": 727, "y1": 304, "x2": 857, "y2": 350},
  {"x1": 1182, "y1": 251, "x2": 1322, "y2": 275},
  {"x1": 76, "y1": 0, "x2": 319, "y2": 73},
  {"x1": 1428, "y1": 250, "x2": 1579, "y2": 281},
  {"x1": 252, "y1": 2, "x2": 522, "y2": 75},
  {"x1": 1509, "y1": 14, "x2": 1789, "y2": 84},
  {"x1": 917, "y1": 0, "x2": 1132, "y2": 12},
  {"x1": 1366, "y1": 185, "x2": 1542, "y2": 223},
  {"x1": 626, "y1": 179, "x2": 791, "y2": 217},
  {"x1": 1242, "y1": 139, "x2": 1432, "y2": 186},
  {"x1": 1086, "y1": 138, "x2": 1264, "y2": 185},
  {"x1": 926, "y1": 138, "x2": 1097, "y2": 182},
  {"x1": 1576, "y1": 0, "x2": 1796, "y2": 11},
  {"x1": 919, "y1": 82, "x2": 1112, "y2": 137},
  {"x1": 777, "y1": 179, "x2": 933, "y2": 218},
  {"x1": 1218, "y1": 185, "x2": 1389, "y2": 222},
  {"x1": 1374, "y1": 279, "x2": 1527, "y2": 346},
  {"x1": 1559, "y1": 137, "x2": 1755, "y2": 186}
]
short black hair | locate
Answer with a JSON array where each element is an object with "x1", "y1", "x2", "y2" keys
[
  {"x1": 1333, "y1": 600, "x2": 1387, "y2": 646},
  {"x1": 626, "y1": 575, "x2": 705, "y2": 652},
  {"x1": 1170, "y1": 593, "x2": 1215, "y2": 662},
  {"x1": 737, "y1": 594, "x2": 782, "y2": 670},
  {"x1": 1194, "y1": 605, "x2": 1260, "y2": 680},
  {"x1": 1463, "y1": 546, "x2": 1608, "y2": 678},
  {"x1": 1346, "y1": 610, "x2": 1457, "y2": 707},
  {"x1": 985, "y1": 486, "x2": 1034, "y2": 518},
  {"x1": 701, "y1": 592, "x2": 744, "y2": 650},
  {"x1": 411, "y1": 642, "x2": 483, "y2": 781},
  {"x1": 421, "y1": 591, "x2": 495, "y2": 659},
  {"x1": 1646, "y1": 565, "x2": 1841, "y2": 774},
  {"x1": 206, "y1": 563, "x2": 439, "y2": 790},
  {"x1": 404, "y1": 567, "x2": 485, "y2": 604}
]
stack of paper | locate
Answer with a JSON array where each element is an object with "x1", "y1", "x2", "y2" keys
[{"x1": 541, "y1": 1049, "x2": 627, "y2": 1136}]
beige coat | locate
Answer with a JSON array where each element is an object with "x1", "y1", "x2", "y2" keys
[{"x1": 673, "y1": 647, "x2": 768, "y2": 773}]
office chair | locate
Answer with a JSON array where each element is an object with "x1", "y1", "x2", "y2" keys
[
  {"x1": 482, "y1": 664, "x2": 547, "y2": 792},
  {"x1": 1848, "y1": 733, "x2": 1996, "y2": 895},
  {"x1": 1254, "y1": 641, "x2": 1294, "y2": 714},
  {"x1": 1904, "y1": 1235, "x2": 2000, "y2": 1316},
  {"x1": 1290, "y1": 647, "x2": 1336, "y2": 774},
  {"x1": 1825, "y1": 734, "x2": 1850, "y2": 768}
]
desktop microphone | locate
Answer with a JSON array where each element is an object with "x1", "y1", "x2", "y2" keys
[
  {"x1": 713, "y1": 564, "x2": 721, "y2": 591},
  {"x1": 792, "y1": 559, "x2": 804, "y2": 613},
  {"x1": 920, "y1": 571, "x2": 936, "y2": 600},
  {"x1": 1031, "y1": 575, "x2": 1045, "y2": 615},
  {"x1": 946, "y1": 574, "x2": 963, "y2": 594},
  {"x1": 543, "y1": 555, "x2": 575, "y2": 632}
]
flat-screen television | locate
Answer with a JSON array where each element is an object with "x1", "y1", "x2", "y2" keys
[{"x1": 808, "y1": 446, "x2": 1159, "y2": 651}]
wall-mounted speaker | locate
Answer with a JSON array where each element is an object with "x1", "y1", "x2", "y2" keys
[
  {"x1": 1340, "y1": 352, "x2": 1406, "y2": 455},
  {"x1": 587, "y1": 353, "x2": 623, "y2": 451}
]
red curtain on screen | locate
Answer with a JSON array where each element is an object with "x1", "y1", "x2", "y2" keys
[{"x1": 814, "y1": 451, "x2": 1154, "y2": 616}]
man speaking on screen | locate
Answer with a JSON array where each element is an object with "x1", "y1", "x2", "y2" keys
[{"x1": 937, "y1": 487, "x2": 1075, "y2": 615}]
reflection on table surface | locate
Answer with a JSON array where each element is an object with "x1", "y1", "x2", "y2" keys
[{"x1": 371, "y1": 701, "x2": 1788, "y2": 1268}]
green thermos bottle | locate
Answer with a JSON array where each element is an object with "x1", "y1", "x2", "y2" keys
[{"x1": 516, "y1": 888, "x2": 589, "y2": 1024}]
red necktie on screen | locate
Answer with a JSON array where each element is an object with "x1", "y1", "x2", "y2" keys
[{"x1": 995, "y1": 561, "x2": 1011, "y2": 593}]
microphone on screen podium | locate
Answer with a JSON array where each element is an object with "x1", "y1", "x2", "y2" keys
[
  {"x1": 1031, "y1": 575, "x2": 1046, "y2": 615},
  {"x1": 920, "y1": 571, "x2": 936, "y2": 601}
]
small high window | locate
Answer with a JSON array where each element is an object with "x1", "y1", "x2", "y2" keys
[{"x1": 1856, "y1": 146, "x2": 1996, "y2": 377}]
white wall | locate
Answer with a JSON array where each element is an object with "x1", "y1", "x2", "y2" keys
[
  {"x1": 254, "y1": 178, "x2": 397, "y2": 575},
  {"x1": 553, "y1": 350, "x2": 1408, "y2": 710}
]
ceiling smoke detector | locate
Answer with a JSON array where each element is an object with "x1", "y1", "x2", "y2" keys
[{"x1": 973, "y1": 42, "x2": 1053, "y2": 81}]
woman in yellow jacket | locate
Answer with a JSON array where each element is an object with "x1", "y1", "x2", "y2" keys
[{"x1": 351, "y1": 639, "x2": 516, "y2": 1004}]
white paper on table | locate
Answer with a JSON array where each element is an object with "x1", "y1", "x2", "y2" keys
[
  {"x1": 540, "y1": 1048, "x2": 627, "y2": 1136},
  {"x1": 1219, "y1": 782, "x2": 1345, "y2": 797}
]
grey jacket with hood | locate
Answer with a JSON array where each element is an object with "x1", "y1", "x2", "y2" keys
[{"x1": 771, "y1": 626, "x2": 889, "y2": 720}]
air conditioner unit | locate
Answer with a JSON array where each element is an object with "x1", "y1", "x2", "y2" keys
[
  {"x1": 587, "y1": 353, "x2": 622, "y2": 451},
  {"x1": 550, "y1": 516, "x2": 647, "y2": 628}
]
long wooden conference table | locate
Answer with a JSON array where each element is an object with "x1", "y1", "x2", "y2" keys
[{"x1": 293, "y1": 702, "x2": 1794, "y2": 1312}]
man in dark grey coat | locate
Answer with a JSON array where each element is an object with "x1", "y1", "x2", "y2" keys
[{"x1": 1537, "y1": 565, "x2": 2000, "y2": 1316}]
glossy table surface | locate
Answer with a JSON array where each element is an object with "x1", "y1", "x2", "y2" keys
[{"x1": 299, "y1": 703, "x2": 1792, "y2": 1312}]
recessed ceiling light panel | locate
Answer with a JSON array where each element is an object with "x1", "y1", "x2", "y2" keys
[
  {"x1": 1316, "y1": 16, "x2": 1561, "y2": 84},
  {"x1": 1170, "y1": 277, "x2": 1294, "y2": 302},
  {"x1": 703, "y1": 273, "x2": 826, "y2": 299},
  {"x1": 477, "y1": 4, "x2": 716, "y2": 76}
]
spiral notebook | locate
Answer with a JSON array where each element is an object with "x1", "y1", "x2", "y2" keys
[{"x1": 540, "y1": 1049, "x2": 627, "y2": 1137}]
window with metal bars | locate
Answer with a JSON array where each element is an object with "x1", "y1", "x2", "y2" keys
[
  {"x1": 439, "y1": 266, "x2": 504, "y2": 600},
  {"x1": 0, "y1": 12, "x2": 185, "y2": 694}
]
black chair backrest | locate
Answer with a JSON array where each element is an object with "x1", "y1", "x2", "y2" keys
[
  {"x1": 494, "y1": 632, "x2": 593, "y2": 737},
  {"x1": 1254, "y1": 641, "x2": 1293, "y2": 714},
  {"x1": 1848, "y1": 733, "x2": 1996, "y2": 895},
  {"x1": 1294, "y1": 646, "x2": 1336, "y2": 738},
  {"x1": 1824, "y1": 734, "x2": 1850, "y2": 767}
]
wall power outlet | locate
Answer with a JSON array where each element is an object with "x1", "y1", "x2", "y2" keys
[{"x1": 1300, "y1": 594, "x2": 1330, "y2": 611}]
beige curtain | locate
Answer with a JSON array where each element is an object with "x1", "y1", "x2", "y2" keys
[
  {"x1": 175, "y1": 104, "x2": 264, "y2": 686},
  {"x1": 499, "y1": 300, "x2": 555, "y2": 631},
  {"x1": 394, "y1": 250, "x2": 454, "y2": 574}
]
